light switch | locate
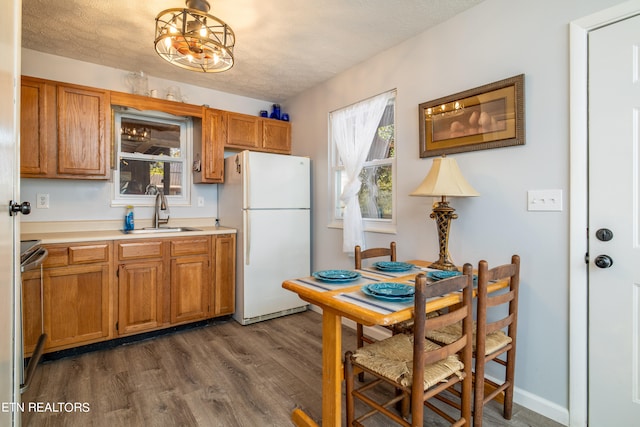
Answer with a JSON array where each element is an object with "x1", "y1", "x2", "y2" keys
[
  {"x1": 197, "y1": 197, "x2": 205, "y2": 207},
  {"x1": 36, "y1": 193, "x2": 49, "y2": 209},
  {"x1": 527, "y1": 189, "x2": 562, "y2": 212}
]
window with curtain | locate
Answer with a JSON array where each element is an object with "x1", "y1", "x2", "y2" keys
[{"x1": 330, "y1": 91, "x2": 396, "y2": 251}]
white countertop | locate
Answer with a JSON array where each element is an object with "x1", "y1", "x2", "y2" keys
[{"x1": 21, "y1": 218, "x2": 236, "y2": 244}]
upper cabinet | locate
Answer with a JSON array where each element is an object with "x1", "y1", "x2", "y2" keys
[
  {"x1": 193, "y1": 108, "x2": 225, "y2": 184},
  {"x1": 226, "y1": 111, "x2": 291, "y2": 154},
  {"x1": 20, "y1": 77, "x2": 292, "y2": 182},
  {"x1": 20, "y1": 76, "x2": 111, "y2": 180}
]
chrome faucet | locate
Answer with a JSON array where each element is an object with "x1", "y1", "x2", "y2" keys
[{"x1": 154, "y1": 191, "x2": 170, "y2": 228}]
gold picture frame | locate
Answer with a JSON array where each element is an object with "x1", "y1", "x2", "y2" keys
[{"x1": 419, "y1": 74, "x2": 525, "y2": 158}]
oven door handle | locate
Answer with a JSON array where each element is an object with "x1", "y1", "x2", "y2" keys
[{"x1": 21, "y1": 248, "x2": 48, "y2": 273}]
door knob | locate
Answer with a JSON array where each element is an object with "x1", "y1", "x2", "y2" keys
[
  {"x1": 8, "y1": 200, "x2": 31, "y2": 216},
  {"x1": 594, "y1": 254, "x2": 613, "y2": 269},
  {"x1": 595, "y1": 228, "x2": 614, "y2": 241}
]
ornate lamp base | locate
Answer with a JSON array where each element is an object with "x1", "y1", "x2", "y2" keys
[{"x1": 429, "y1": 199, "x2": 458, "y2": 271}]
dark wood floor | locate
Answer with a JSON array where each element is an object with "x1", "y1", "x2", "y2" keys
[{"x1": 22, "y1": 310, "x2": 563, "y2": 426}]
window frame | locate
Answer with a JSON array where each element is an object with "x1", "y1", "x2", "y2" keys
[
  {"x1": 112, "y1": 109, "x2": 192, "y2": 207},
  {"x1": 328, "y1": 92, "x2": 397, "y2": 234}
]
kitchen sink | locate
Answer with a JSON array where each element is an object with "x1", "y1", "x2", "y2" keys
[{"x1": 122, "y1": 226, "x2": 202, "y2": 234}]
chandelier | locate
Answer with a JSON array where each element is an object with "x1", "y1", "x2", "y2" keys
[
  {"x1": 154, "y1": 0, "x2": 235, "y2": 73},
  {"x1": 121, "y1": 126, "x2": 150, "y2": 142}
]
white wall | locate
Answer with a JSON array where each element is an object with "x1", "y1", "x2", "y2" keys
[
  {"x1": 284, "y1": 0, "x2": 627, "y2": 424},
  {"x1": 20, "y1": 49, "x2": 276, "y2": 223}
]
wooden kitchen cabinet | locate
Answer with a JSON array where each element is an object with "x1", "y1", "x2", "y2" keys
[
  {"x1": 225, "y1": 111, "x2": 291, "y2": 154},
  {"x1": 117, "y1": 260, "x2": 164, "y2": 336},
  {"x1": 22, "y1": 270, "x2": 43, "y2": 356},
  {"x1": 20, "y1": 76, "x2": 111, "y2": 180},
  {"x1": 212, "y1": 234, "x2": 236, "y2": 316},
  {"x1": 170, "y1": 237, "x2": 211, "y2": 323},
  {"x1": 36, "y1": 241, "x2": 112, "y2": 353},
  {"x1": 193, "y1": 108, "x2": 225, "y2": 183},
  {"x1": 116, "y1": 240, "x2": 165, "y2": 336},
  {"x1": 115, "y1": 234, "x2": 234, "y2": 335}
]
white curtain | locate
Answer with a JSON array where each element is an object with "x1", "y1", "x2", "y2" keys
[{"x1": 331, "y1": 91, "x2": 394, "y2": 253}]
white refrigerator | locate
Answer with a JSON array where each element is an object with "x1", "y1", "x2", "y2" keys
[{"x1": 218, "y1": 151, "x2": 310, "y2": 325}]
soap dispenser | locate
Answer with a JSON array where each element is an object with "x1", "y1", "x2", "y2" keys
[{"x1": 124, "y1": 205, "x2": 135, "y2": 231}]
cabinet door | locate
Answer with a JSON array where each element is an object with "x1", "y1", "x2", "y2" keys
[
  {"x1": 22, "y1": 270, "x2": 43, "y2": 356},
  {"x1": 199, "y1": 108, "x2": 225, "y2": 183},
  {"x1": 227, "y1": 112, "x2": 260, "y2": 149},
  {"x1": 170, "y1": 255, "x2": 210, "y2": 323},
  {"x1": 20, "y1": 77, "x2": 50, "y2": 176},
  {"x1": 213, "y1": 234, "x2": 236, "y2": 316},
  {"x1": 262, "y1": 119, "x2": 291, "y2": 153},
  {"x1": 56, "y1": 84, "x2": 110, "y2": 178},
  {"x1": 43, "y1": 264, "x2": 110, "y2": 350},
  {"x1": 118, "y1": 261, "x2": 164, "y2": 335}
]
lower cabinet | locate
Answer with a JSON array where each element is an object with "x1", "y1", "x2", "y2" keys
[
  {"x1": 115, "y1": 234, "x2": 236, "y2": 337},
  {"x1": 170, "y1": 237, "x2": 211, "y2": 324},
  {"x1": 43, "y1": 264, "x2": 110, "y2": 349},
  {"x1": 117, "y1": 260, "x2": 164, "y2": 336},
  {"x1": 24, "y1": 233, "x2": 236, "y2": 355},
  {"x1": 213, "y1": 234, "x2": 236, "y2": 316},
  {"x1": 26, "y1": 241, "x2": 113, "y2": 354}
]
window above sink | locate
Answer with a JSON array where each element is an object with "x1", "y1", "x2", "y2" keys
[{"x1": 112, "y1": 109, "x2": 192, "y2": 207}]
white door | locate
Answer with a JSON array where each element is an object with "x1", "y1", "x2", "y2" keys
[
  {"x1": 588, "y1": 13, "x2": 640, "y2": 425},
  {"x1": 0, "y1": 0, "x2": 21, "y2": 425}
]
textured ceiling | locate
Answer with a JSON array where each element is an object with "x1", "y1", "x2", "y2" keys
[{"x1": 22, "y1": 0, "x2": 484, "y2": 102}]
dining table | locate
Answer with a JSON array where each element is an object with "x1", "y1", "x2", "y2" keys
[{"x1": 281, "y1": 259, "x2": 509, "y2": 427}]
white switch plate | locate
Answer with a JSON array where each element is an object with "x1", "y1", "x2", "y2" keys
[
  {"x1": 36, "y1": 193, "x2": 49, "y2": 209},
  {"x1": 527, "y1": 189, "x2": 562, "y2": 212},
  {"x1": 197, "y1": 197, "x2": 205, "y2": 207}
]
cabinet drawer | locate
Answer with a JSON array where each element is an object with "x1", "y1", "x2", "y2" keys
[
  {"x1": 69, "y1": 243, "x2": 110, "y2": 264},
  {"x1": 170, "y1": 237, "x2": 210, "y2": 256},
  {"x1": 44, "y1": 246, "x2": 69, "y2": 267},
  {"x1": 118, "y1": 241, "x2": 164, "y2": 260},
  {"x1": 43, "y1": 242, "x2": 110, "y2": 267}
]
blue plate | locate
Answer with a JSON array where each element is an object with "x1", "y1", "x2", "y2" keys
[
  {"x1": 367, "y1": 283, "x2": 415, "y2": 297},
  {"x1": 362, "y1": 284, "x2": 414, "y2": 303},
  {"x1": 312, "y1": 269, "x2": 361, "y2": 283},
  {"x1": 373, "y1": 261, "x2": 415, "y2": 272},
  {"x1": 427, "y1": 270, "x2": 478, "y2": 285}
]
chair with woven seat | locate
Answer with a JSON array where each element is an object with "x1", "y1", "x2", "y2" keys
[
  {"x1": 426, "y1": 255, "x2": 520, "y2": 426},
  {"x1": 344, "y1": 264, "x2": 474, "y2": 426}
]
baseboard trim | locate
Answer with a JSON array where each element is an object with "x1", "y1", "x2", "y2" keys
[{"x1": 309, "y1": 305, "x2": 569, "y2": 426}]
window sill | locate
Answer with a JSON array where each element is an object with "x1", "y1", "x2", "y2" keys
[{"x1": 327, "y1": 221, "x2": 397, "y2": 235}]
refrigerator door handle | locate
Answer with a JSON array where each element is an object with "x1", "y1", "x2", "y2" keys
[
  {"x1": 243, "y1": 154, "x2": 251, "y2": 209},
  {"x1": 245, "y1": 210, "x2": 251, "y2": 265}
]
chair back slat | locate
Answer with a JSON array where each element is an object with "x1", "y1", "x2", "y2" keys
[
  {"x1": 487, "y1": 288, "x2": 515, "y2": 307},
  {"x1": 486, "y1": 313, "x2": 514, "y2": 334}
]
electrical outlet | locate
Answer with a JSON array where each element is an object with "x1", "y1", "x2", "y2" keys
[
  {"x1": 527, "y1": 189, "x2": 562, "y2": 211},
  {"x1": 197, "y1": 197, "x2": 205, "y2": 207},
  {"x1": 36, "y1": 193, "x2": 50, "y2": 209}
]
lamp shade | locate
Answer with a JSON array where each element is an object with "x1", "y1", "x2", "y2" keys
[{"x1": 410, "y1": 156, "x2": 479, "y2": 197}]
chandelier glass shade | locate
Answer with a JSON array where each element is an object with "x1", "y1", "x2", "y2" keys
[{"x1": 154, "y1": 1, "x2": 235, "y2": 73}]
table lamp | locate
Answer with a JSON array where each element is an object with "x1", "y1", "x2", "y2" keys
[{"x1": 410, "y1": 155, "x2": 479, "y2": 270}]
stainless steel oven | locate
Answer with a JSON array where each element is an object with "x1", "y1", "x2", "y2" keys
[{"x1": 19, "y1": 239, "x2": 48, "y2": 393}]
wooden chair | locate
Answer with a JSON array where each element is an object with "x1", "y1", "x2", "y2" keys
[
  {"x1": 426, "y1": 255, "x2": 520, "y2": 426},
  {"x1": 344, "y1": 264, "x2": 474, "y2": 426},
  {"x1": 354, "y1": 242, "x2": 398, "y2": 349}
]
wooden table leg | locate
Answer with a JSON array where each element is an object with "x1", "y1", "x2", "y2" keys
[
  {"x1": 290, "y1": 307, "x2": 342, "y2": 427},
  {"x1": 322, "y1": 307, "x2": 343, "y2": 427}
]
